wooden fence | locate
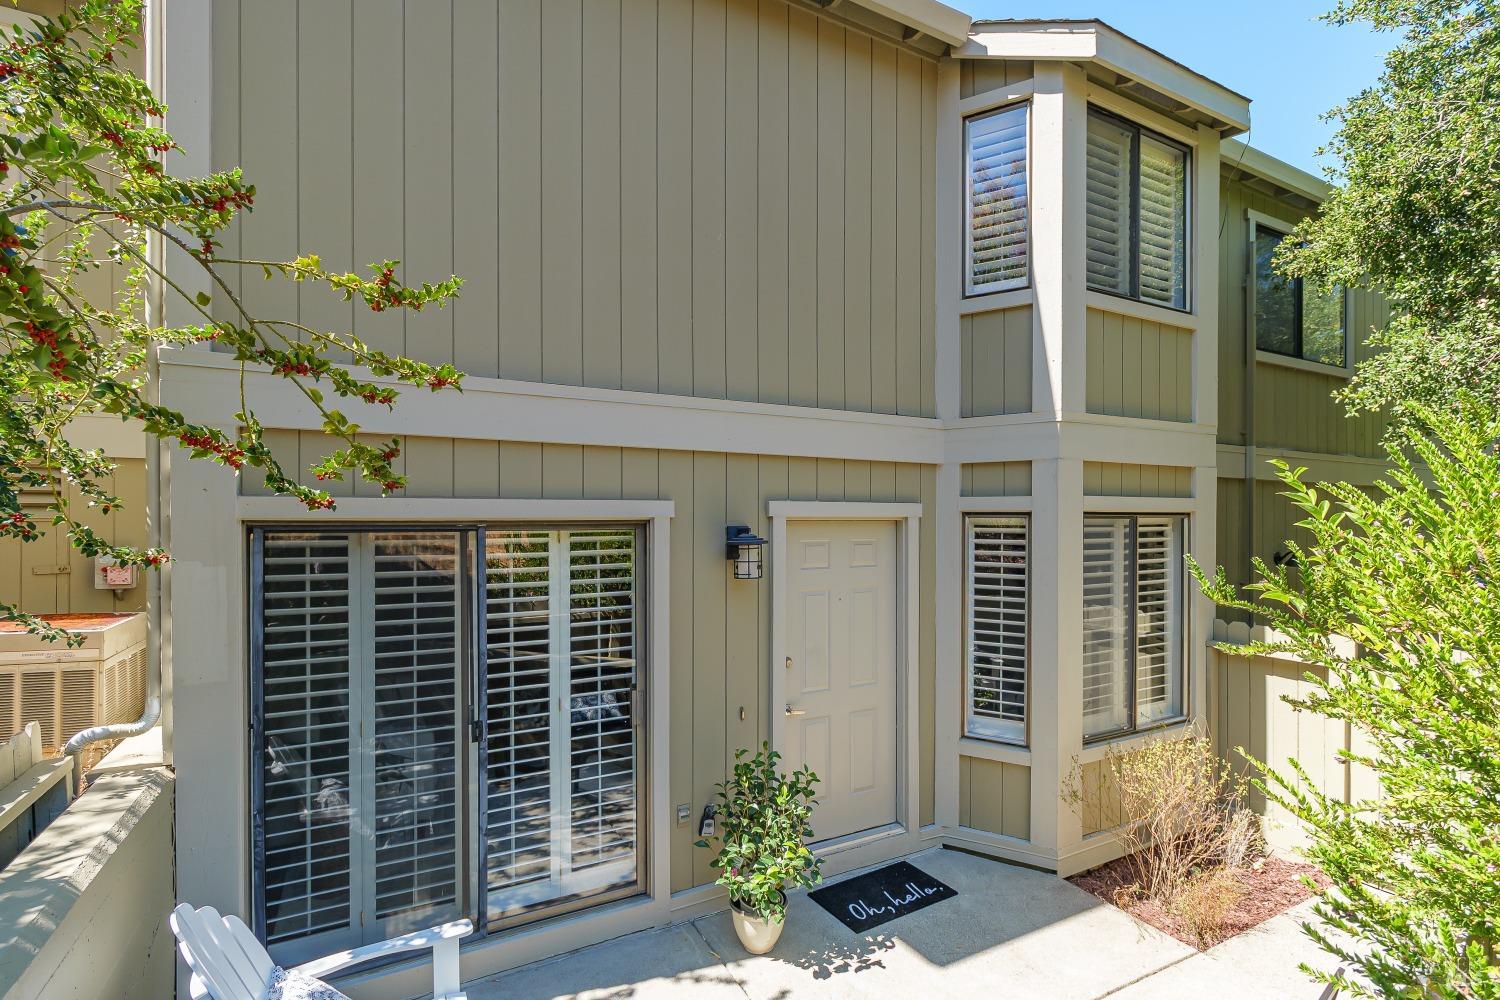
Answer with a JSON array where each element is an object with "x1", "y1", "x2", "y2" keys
[
  {"x1": 0, "y1": 721, "x2": 74, "y2": 867},
  {"x1": 1208, "y1": 620, "x2": 1381, "y2": 850}
]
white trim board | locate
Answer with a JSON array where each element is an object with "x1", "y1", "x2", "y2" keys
[{"x1": 236, "y1": 497, "x2": 676, "y2": 522}]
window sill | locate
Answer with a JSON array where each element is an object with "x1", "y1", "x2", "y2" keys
[
  {"x1": 1077, "y1": 719, "x2": 1193, "y2": 765},
  {"x1": 960, "y1": 287, "x2": 1032, "y2": 315},
  {"x1": 957, "y1": 736, "x2": 1031, "y2": 767},
  {"x1": 1084, "y1": 289, "x2": 1198, "y2": 330},
  {"x1": 1255, "y1": 350, "x2": 1351, "y2": 379}
]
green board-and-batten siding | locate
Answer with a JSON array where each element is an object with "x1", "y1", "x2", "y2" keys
[
  {"x1": 243, "y1": 434, "x2": 937, "y2": 892},
  {"x1": 958, "y1": 757, "x2": 1030, "y2": 841},
  {"x1": 1082, "y1": 463, "x2": 1192, "y2": 499},
  {"x1": 1084, "y1": 307, "x2": 1194, "y2": 422},
  {"x1": 961, "y1": 305, "x2": 1033, "y2": 417},
  {"x1": 213, "y1": 0, "x2": 938, "y2": 418},
  {"x1": 961, "y1": 462, "x2": 1032, "y2": 497}
]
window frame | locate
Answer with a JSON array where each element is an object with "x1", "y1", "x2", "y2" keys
[
  {"x1": 963, "y1": 513, "x2": 1031, "y2": 746},
  {"x1": 247, "y1": 519, "x2": 652, "y2": 963},
  {"x1": 1085, "y1": 107, "x2": 1193, "y2": 313},
  {"x1": 1251, "y1": 218, "x2": 1350, "y2": 371},
  {"x1": 963, "y1": 101, "x2": 1032, "y2": 297},
  {"x1": 1080, "y1": 512, "x2": 1189, "y2": 745}
]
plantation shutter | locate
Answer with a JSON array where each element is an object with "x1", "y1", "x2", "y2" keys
[
  {"x1": 965, "y1": 517, "x2": 1028, "y2": 743},
  {"x1": 255, "y1": 530, "x2": 464, "y2": 963},
  {"x1": 259, "y1": 533, "x2": 356, "y2": 952},
  {"x1": 368, "y1": 533, "x2": 463, "y2": 929},
  {"x1": 1085, "y1": 114, "x2": 1132, "y2": 296},
  {"x1": 1081, "y1": 517, "x2": 1130, "y2": 739},
  {"x1": 483, "y1": 529, "x2": 641, "y2": 921},
  {"x1": 965, "y1": 105, "x2": 1029, "y2": 294},
  {"x1": 482, "y1": 530, "x2": 554, "y2": 904},
  {"x1": 1137, "y1": 135, "x2": 1187, "y2": 309},
  {"x1": 565, "y1": 531, "x2": 639, "y2": 873},
  {"x1": 1133, "y1": 517, "x2": 1183, "y2": 727}
]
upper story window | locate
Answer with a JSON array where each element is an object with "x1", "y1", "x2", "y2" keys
[
  {"x1": 964, "y1": 104, "x2": 1029, "y2": 295},
  {"x1": 965, "y1": 515, "x2": 1029, "y2": 744},
  {"x1": 1254, "y1": 223, "x2": 1347, "y2": 367},
  {"x1": 1081, "y1": 514, "x2": 1186, "y2": 741},
  {"x1": 1085, "y1": 109, "x2": 1190, "y2": 311}
]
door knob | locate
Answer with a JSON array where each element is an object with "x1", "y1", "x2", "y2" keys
[{"x1": 784, "y1": 704, "x2": 806, "y2": 717}]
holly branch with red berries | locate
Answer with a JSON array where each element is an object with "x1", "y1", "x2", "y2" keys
[{"x1": 0, "y1": 0, "x2": 464, "y2": 642}]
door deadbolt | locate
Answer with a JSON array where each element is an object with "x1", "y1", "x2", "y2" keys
[{"x1": 784, "y1": 704, "x2": 806, "y2": 717}]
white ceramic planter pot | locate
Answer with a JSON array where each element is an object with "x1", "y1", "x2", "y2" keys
[{"x1": 729, "y1": 891, "x2": 787, "y2": 955}]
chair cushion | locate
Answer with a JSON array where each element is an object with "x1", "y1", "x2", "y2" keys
[{"x1": 260, "y1": 966, "x2": 352, "y2": 1000}]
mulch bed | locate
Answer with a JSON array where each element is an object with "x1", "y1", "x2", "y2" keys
[{"x1": 1068, "y1": 854, "x2": 1328, "y2": 950}]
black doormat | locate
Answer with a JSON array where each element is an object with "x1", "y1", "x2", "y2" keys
[{"x1": 808, "y1": 860, "x2": 957, "y2": 933}]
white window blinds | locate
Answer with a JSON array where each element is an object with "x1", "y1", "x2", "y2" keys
[
  {"x1": 965, "y1": 517, "x2": 1029, "y2": 743},
  {"x1": 1138, "y1": 135, "x2": 1187, "y2": 309},
  {"x1": 1082, "y1": 518, "x2": 1130, "y2": 739},
  {"x1": 484, "y1": 529, "x2": 641, "y2": 921},
  {"x1": 1081, "y1": 515, "x2": 1186, "y2": 740},
  {"x1": 255, "y1": 531, "x2": 464, "y2": 965},
  {"x1": 965, "y1": 105, "x2": 1029, "y2": 295},
  {"x1": 1085, "y1": 110, "x2": 1190, "y2": 309},
  {"x1": 1085, "y1": 114, "x2": 1132, "y2": 297},
  {"x1": 1133, "y1": 517, "x2": 1184, "y2": 727}
]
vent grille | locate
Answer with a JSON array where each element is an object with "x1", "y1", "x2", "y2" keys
[{"x1": 15, "y1": 467, "x2": 63, "y2": 510}]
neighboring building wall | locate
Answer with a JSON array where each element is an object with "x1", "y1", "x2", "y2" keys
[
  {"x1": 211, "y1": 0, "x2": 939, "y2": 416},
  {"x1": 1216, "y1": 174, "x2": 1390, "y2": 457},
  {"x1": 0, "y1": 457, "x2": 147, "y2": 617}
]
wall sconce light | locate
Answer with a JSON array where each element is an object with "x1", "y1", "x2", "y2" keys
[{"x1": 725, "y1": 525, "x2": 767, "y2": 580}]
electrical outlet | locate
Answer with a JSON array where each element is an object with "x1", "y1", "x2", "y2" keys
[
  {"x1": 676, "y1": 803, "x2": 691, "y2": 827},
  {"x1": 698, "y1": 804, "x2": 717, "y2": 838}
]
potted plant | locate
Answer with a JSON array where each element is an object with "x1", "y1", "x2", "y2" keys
[{"x1": 697, "y1": 742, "x2": 823, "y2": 954}]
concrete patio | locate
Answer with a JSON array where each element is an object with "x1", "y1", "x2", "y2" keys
[{"x1": 466, "y1": 847, "x2": 1337, "y2": 1000}]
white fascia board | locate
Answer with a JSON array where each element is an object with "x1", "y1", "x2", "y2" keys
[
  {"x1": 959, "y1": 24, "x2": 1097, "y2": 62},
  {"x1": 852, "y1": 0, "x2": 971, "y2": 47},
  {"x1": 961, "y1": 21, "x2": 1252, "y2": 136},
  {"x1": 1222, "y1": 138, "x2": 1333, "y2": 204}
]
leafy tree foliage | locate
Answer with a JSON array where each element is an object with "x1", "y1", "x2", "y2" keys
[
  {"x1": 1279, "y1": 0, "x2": 1500, "y2": 418},
  {"x1": 1195, "y1": 402, "x2": 1500, "y2": 999},
  {"x1": 0, "y1": 1, "x2": 462, "y2": 641}
]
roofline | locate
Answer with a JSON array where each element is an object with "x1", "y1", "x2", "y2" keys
[
  {"x1": 850, "y1": 0, "x2": 972, "y2": 47},
  {"x1": 957, "y1": 19, "x2": 1252, "y2": 135},
  {"x1": 1221, "y1": 139, "x2": 1334, "y2": 204}
]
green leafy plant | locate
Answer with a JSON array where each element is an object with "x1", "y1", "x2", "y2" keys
[
  {"x1": 0, "y1": 1, "x2": 463, "y2": 643},
  {"x1": 696, "y1": 742, "x2": 822, "y2": 923},
  {"x1": 1193, "y1": 400, "x2": 1500, "y2": 999}
]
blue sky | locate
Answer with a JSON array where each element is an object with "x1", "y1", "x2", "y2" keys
[{"x1": 962, "y1": 1, "x2": 1394, "y2": 176}]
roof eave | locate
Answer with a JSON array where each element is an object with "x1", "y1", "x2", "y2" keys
[
  {"x1": 849, "y1": 0, "x2": 972, "y2": 48},
  {"x1": 959, "y1": 20, "x2": 1252, "y2": 136}
]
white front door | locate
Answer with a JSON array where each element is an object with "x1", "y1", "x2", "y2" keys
[{"x1": 784, "y1": 520, "x2": 899, "y2": 842}]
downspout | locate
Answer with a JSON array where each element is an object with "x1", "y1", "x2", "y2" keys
[
  {"x1": 1242, "y1": 218, "x2": 1257, "y2": 622},
  {"x1": 64, "y1": 0, "x2": 166, "y2": 784}
]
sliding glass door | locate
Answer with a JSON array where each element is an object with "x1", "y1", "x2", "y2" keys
[
  {"x1": 249, "y1": 525, "x2": 645, "y2": 963},
  {"x1": 482, "y1": 529, "x2": 642, "y2": 924}
]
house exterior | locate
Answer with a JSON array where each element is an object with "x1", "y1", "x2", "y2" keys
[{"x1": 57, "y1": 0, "x2": 1387, "y2": 995}]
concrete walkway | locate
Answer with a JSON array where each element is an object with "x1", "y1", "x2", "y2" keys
[{"x1": 466, "y1": 848, "x2": 1341, "y2": 1000}]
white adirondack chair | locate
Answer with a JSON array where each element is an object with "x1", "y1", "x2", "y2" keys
[{"x1": 170, "y1": 903, "x2": 473, "y2": 1000}]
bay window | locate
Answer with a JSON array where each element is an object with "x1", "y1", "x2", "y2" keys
[
  {"x1": 964, "y1": 516, "x2": 1030, "y2": 744},
  {"x1": 1081, "y1": 515, "x2": 1186, "y2": 741},
  {"x1": 1085, "y1": 109, "x2": 1190, "y2": 310},
  {"x1": 964, "y1": 103, "x2": 1030, "y2": 295},
  {"x1": 250, "y1": 525, "x2": 644, "y2": 963}
]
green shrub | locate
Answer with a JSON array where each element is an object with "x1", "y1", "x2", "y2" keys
[
  {"x1": 1195, "y1": 401, "x2": 1500, "y2": 999},
  {"x1": 696, "y1": 742, "x2": 822, "y2": 923}
]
